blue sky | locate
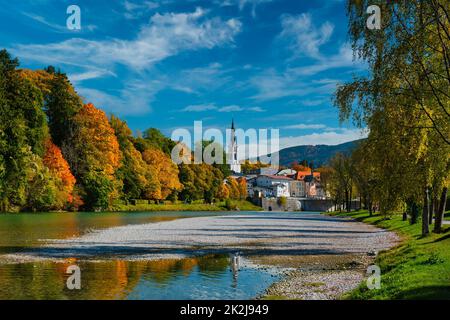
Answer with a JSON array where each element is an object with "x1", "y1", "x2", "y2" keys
[{"x1": 1, "y1": 0, "x2": 368, "y2": 150}]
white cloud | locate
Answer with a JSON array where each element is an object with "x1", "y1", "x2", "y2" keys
[
  {"x1": 279, "y1": 13, "x2": 334, "y2": 59},
  {"x1": 289, "y1": 43, "x2": 364, "y2": 76},
  {"x1": 21, "y1": 11, "x2": 97, "y2": 34},
  {"x1": 69, "y1": 70, "x2": 116, "y2": 83},
  {"x1": 173, "y1": 63, "x2": 233, "y2": 94},
  {"x1": 248, "y1": 106, "x2": 265, "y2": 112},
  {"x1": 181, "y1": 103, "x2": 262, "y2": 113},
  {"x1": 77, "y1": 79, "x2": 162, "y2": 115},
  {"x1": 182, "y1": 104, "x2": 217, "y2": 112},
  {"x1": 301, "y1": 98, "x2": 329, "y2": 107},
  {"x1": 218, "y1": 105, "x2": 243, "y2": 112},
  {"x1": 13, "y1": 8, "x2": 242, "y2": 71},
  {"x1": 250, "y1": 69, "x2": 341, "y2": 101},
  {"x1": 124, "y1": 0, "x2": 159, "y2": 12},
  {"x1": 219, "y1": 0, "x2": 273, "y2": 17},
  {"x1": 283, "y1": 124, "x2": 327, "y2": 130}
]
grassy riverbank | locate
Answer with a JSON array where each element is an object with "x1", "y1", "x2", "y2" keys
[
  {"x1": 327, "y1": 210, "x2": 450, "y2": 299},
  {"x1": 112, "y1": 200, "x2": 262, "y2": 212}
]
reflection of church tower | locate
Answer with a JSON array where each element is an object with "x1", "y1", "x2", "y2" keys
[{"x1": 229, "y1": 119, "x2": 241, "y2": 173}]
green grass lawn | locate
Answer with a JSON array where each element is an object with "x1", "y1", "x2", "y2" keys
[
  {"x1": 327, "y1": 210, "x2": 450, "y2": 300},
  {"x1": 113, "y1": 199, "x2": 262, "y2": 212}
]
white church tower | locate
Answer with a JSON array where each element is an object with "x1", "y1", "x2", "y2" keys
[{"x1": 229, "y1": 119, "x2": 241, "y2": 174}]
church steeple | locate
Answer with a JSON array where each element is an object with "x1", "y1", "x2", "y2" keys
[{"x1": 229, "y1": 118, "x2": 241, "y2": 174}]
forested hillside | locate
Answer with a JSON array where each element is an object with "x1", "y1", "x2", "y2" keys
[{"x1": 0, "y1": 50, "x2": 244, "y2": 212}]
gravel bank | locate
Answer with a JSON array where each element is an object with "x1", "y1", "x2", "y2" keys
[
  {"x1": 4, "y1": 212, "x2": 398, "y2": 261},
  {"x1": 2, "y1": 212, "x2": 399, "y2": 299}
]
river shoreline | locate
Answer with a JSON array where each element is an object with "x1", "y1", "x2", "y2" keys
[{"x1": 0, "y1": 200, "x2": 263, "y2": 214}]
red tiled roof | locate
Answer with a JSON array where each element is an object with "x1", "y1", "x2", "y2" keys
[{"x1": 293, "y1": 171, "x2": 321, "y2": 181}]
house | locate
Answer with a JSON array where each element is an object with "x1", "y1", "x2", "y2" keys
[
  {"x1": 255, "y1": 174, "x2": 292, "y2": 187},
  {"x1": 254, "y1": 174, "x2": 292, "y2": 198},
  {"x1": 290, "y1": 170, "x2": 324, "y2": 199},
  {"x1": 270, "y1": 183, "x2": 290, "y2": 197},
  {"x1": 246, "y1": 175, "x2": 257, "y2": 197},
  {"x1": 289, "y1": 180, "x2": 306, "y2": 198}
]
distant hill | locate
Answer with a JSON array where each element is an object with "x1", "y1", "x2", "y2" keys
[{"x1": 274, "y1": 139, "x2": 364, "y2": 167}]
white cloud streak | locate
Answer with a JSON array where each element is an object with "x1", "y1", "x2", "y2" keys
[
  {"x1": 13, "y1": 8, "x2": 242, "y2": 71},
  {"x1": 279, "y1": 13, "x2": 334, "y2": 59}
]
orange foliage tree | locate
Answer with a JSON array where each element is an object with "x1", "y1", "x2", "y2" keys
[
  {"x1": 226, "y1": 177, "x2": 241, "y2": 200},
  {"x1": 141, "y1": 147, "x2": 182, "y2": 202},
  {"x1": 43, "y1": 139, "x2": 78, "y2": 209},
  {"x1": 65, "y1": 103, "x2": 121, "y2": 209},
  {"x1": 217, "y1": 183, "x2": 230, "y2": 200},
  {"x1": 237, "y1": 177, "x2": 247, "y2": 200}
]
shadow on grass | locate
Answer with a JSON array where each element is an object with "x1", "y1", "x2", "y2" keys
[
  {"x1": 393, "y1": 285, "x2": 450, "y2": 300},
  {"x1": 432, "y1": 233, "x2": 450, "y2": 243}
]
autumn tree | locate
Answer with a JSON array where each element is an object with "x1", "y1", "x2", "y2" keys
[
  {"x1": 315, "y1": 167, "x2": 333, "y2": 199},
  {"x1": 237, "y1": 177, "x2": 247, "y2": 200},
  {"x1": 350, "y1": 140, "x2": 378, "y2": 215},
  {"x1": 334, "y1": 1, "x2": 450, "y2": 233},
  {"x1": 227, "y1": 177, "x2": 241, "y2": 200},
  {"x1": 178, "y1": 163, "x2": 223, "y2": 203},
  {"x1": 43, "y1": 139, "x2": 77, "y2": 209},
  {"x1": 329, "y1": 153, "x2": 354, "y2": 213},
  {"x1": 142, "y1": 147, "x2": 182, "y2": 202},
  {"x1": 241, "y1": 160, "x2": 270, "y2": 174},
  {"x1": 110, "y1": 115, "x2": 158, "y2": 201},
  {"x1": 64, "y1": 103, "x2": 121, "y2": 210},
  {"x1": 291, "y1": 162, "x2": 311, "y2": 173},
  {"x1": 217, "y1": 183, "x2": 230, "y2": 200}
]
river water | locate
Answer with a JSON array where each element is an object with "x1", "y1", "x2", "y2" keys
[{"x1": 0, "y1": 212, "x2": 281, "y2": 300}]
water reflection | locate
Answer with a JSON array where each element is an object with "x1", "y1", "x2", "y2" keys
[
  {"x1": 0, "y1": 211, "x2": 277, "y2": 300},
  {"x1": 230, "y1": 252, "x2": 240, "y2": 288},
  {"x1": 0, "y1": 254, "x2": 279, "y2": 300},
  {"x1": 0, "y1": 211, "x2": 229, "y2": 254}
]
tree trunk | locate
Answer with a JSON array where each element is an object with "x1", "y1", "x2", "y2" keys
[
  {"x1": 349, "y1": 188, "x2": 352, "y2": 212},
  {"x1": 434, "y1": 187, "x2": 448, "y2": 233},
  {"x1": 429, "y1": 191, "x2": 435, "y2": 225},
  {"x1": 411, "y1": 202, "x2": 418, "y2": 224},
  {"x1": 422, "y1": 188, "x2": 430, "y2": 236},
  {"x1": 359, "y1": 193, "x2": 362, "y2": 211},
  {"x1": 402, "y1": 211, "x2": 408, "y2": 221},
  {"x1": 345, "y1": 190, "x2": 349, "y2": 212}
]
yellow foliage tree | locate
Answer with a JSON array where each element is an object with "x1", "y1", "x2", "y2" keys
[{"x1": 142, "y1": 148, "x2": 183, "y2": 201}]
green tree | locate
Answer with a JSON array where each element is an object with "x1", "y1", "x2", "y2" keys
[
  {"x1": 134, "y1": 128, "x2": 176, "y2": 156},
  {"x1": 0, "y1": 50, "x2": 49, "y2": 211},
  {"x1": 334, "y1": 1, "x2": 450, "y2": 233},
  {"x1": 43, "y1": 68, "x2": 82, "y2": 147},
  {"x1": 329, "y1": 153, "x2": 354, "y2": 213}
]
